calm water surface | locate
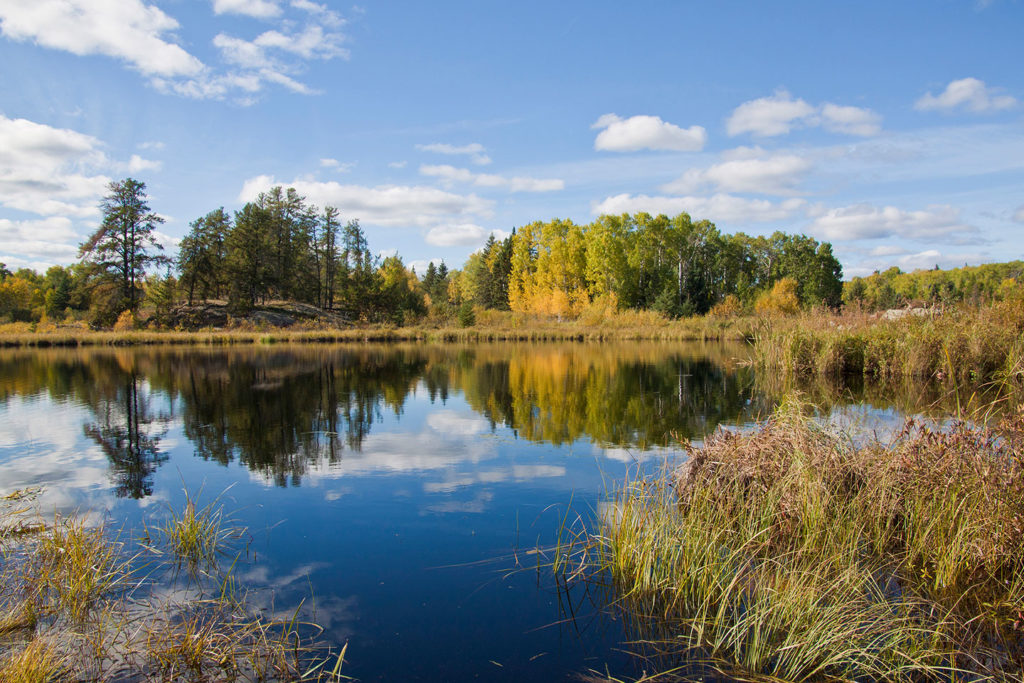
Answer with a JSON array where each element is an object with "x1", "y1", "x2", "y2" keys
[{"x1": 0, "y1": 342, "x2": 944, "y2": 680}]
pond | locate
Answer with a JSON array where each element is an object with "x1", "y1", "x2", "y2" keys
[{"x1": 0, "y1": 342, "x2": 963, "y2": 681}]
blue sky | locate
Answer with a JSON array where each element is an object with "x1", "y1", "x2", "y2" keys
[{"x1": 0, "y1": 0, "x2": 1022, "y2": 278}]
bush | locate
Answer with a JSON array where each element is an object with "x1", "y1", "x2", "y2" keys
[
  {"x1": 709, "y1": 294, "x2": 742, "y2": 317},
  {"x1": 755, "y1": 278, "x2": 800, "y2": 316},
  {"x1": 457, "y1": 301, "x2": 476, "y2": 327},
  {"x1": 112, "y1": 310, "x2": 137, "y2": 332}
]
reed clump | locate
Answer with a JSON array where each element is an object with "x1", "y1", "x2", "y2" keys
[
  {"x1": 755, "y1": 302, "x2": 1024, "y2": 381},
  {"x1": 576, "y1": 400, "x2": 1024, "y2": 680},
  {"x1": 157, "y1": 489, "x2": 233, "y2": 570}
]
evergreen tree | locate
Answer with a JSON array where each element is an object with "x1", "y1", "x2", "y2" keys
[{"x1": 79, "y1": 178, "x2": 169, "y2": 316}]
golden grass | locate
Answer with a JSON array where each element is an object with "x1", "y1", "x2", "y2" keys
[
  {"x1": 0, "y1": 492, "x2": 343, "y2": 682},
  {"x1": 0, "y1": 637, "x2": 67, "y2": 683},
  {"x1": 561, "y1": 399, "x2": 1024, "y2": 681}
]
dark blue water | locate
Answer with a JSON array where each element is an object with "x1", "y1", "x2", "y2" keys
[{"x1": 0, "y1": 342, "x2": 924, "y2": 680}]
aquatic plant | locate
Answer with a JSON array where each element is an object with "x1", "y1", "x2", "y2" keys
[
  {"x1": 565, "y1": 400, "x2": 1024, "y2": 680},
  {"x1": 0, "y1": 490, "x2": 342, "y2": 681}
]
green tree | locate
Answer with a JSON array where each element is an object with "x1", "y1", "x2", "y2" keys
[{"x1": 79, "y1": 178, "x2": 168, "y2": 317}]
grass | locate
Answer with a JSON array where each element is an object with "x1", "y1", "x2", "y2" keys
[
  {"x1": 0, "y1": 490, "x2": 346, "y2": 682},
  {"x1": 156, "y1": 486, "x2": 235, "y2": 570},
  {"x1": 561, "y1": 398, "x2": 1024, "y2": 681},
  {"x1": 0, "y1": 637, "x2": 67, "y2": 682},
  {"x1": 0, "y1": 307, "x2": 758, "y2": 347},
  {"x1": 753, "y1": 300, "x2": 1024, "y2": 382}
]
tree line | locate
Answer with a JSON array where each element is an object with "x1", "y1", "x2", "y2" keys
[{"x1": 1, "y1": 177, "x2": 1020, "y2": 327}]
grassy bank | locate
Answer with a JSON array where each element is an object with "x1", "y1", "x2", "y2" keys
[
  {"x1": 0, "y1": 309, "x2": 756, "y2": 347},
  {"x1": 0, "y1": 490, "x2": 343, "y2": 681},
  {"x1": 754, "y1": 301, "x2": 1024, "y2": 382},
  {"x1": 566, "y1": 401, "x2": 1024, "y2": 681}
]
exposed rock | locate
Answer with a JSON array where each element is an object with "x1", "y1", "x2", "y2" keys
[{"x1": 162, "y1": 301, "x2": 351, "y2": 330}]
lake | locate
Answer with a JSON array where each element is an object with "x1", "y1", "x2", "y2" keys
[{"x1": 0, "y1": 342, "x2": 952, "y2": 681}]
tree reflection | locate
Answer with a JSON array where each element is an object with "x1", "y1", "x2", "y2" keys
[
  {"x1": 0, "y1": 342, "x2": 992, "y2": 495},
  {"x1": 82, "y1": 370, "x2": 169, "y2": 499}
]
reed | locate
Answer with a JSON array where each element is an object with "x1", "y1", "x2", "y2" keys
[
  {"x1": 567, "y1": 399, "x2": 1024, "y2": 680},
  {"x1": 0, "y1": 491, "x2": 342, "y2": 681},
  {"x1": 754, "y1": 302, "x2": 1024, "y2": 382},
  {"x1": 158, "y1": 488, "x2": 233, "y2": 569}
]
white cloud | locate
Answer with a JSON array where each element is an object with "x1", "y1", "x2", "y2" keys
[
  {"x1": 320, "y1": 158, "x2": 354, "y2": 172},
  {"x1": 661, "y1": 151, "x2": 812, "y2": 196},
  {"x1": 0, "y1": 0, "x2": 203, "y2": 77},
  {"x1": 388, "y1": 160, "x2": 408, "y2": 169},
  {"x1": 915, "y1": 77, "x2": 1016, "y2": 113},
  {"x1": 415, "y1": 143, "x2": 491, "y2": 165},
  {"x1": 238, "y1": 175, "x2": 494, "y2": 227},
  {"x1": 808, "y1": 203, "x2": 976, "y2": 241},
  {"x1": 727, "y1": 90, "x2": 881, "y2": 137},
  {"x1": 138, "y1": 141, "x2": 165, "y2": 151},
  {"x1": 289, "y1": 0, "x2": 344, "y2": 26},
  {"x1": 820, "y1": 103, "x2": 883, "y2": 136},
  {"x1": 0, "y1": 114, "x2": 112, "y2": 218},
  {"x1": 425, "y1": 223, "x2": 493, "y2": 247},
  {"x1": 126, "y1": 154, "x2": 162, "y2": 173},
  {"x1": 591, "y1": 114, "x2": 707, "y2": 152},
  {"x1": 1014, "y1": 205, "x2": 1024, "y2": 223},
  {"x1": 0, "y1": 0, "x2": 349, "y2": 101},
  {"x1": 869, "y1": 245, "x2": 910, "y2": 257},
  {"x1": 212, "y1": 0, "x2": 282, "y2": 18},
  {"x1": 419, "y1": 164, "x2": 564, "y2": 193},
  {"x1": 727, "y1": 90, "x2": 817, "y2": 137},
  {"x1": 592, "y1": 193, "x2": 805, "y2": 224},
  {"x1": 0, "y1": 217, "x2": 81, "y2": 268}
]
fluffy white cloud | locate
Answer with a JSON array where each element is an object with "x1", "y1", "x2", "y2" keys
[
  {"x1": 726, "y1": 90, "x2": 817, "y2": 137},
  {"x1": 425, "y1": 223, "x2": 495, "y2": 247},
  {"x1": 415, "y1": 143, "x2": 491, "y2": 165},
  {"x1": 591, "y1": 114, "x2": 707, "y2": 152},
  {"x1": 126, "y1": 154, "x2": 162, "y2": 173},
  {"x1": 1014, "y1": 205, "x2": 1024, "y2": 223},
  {"x1": 820, "y1": 103, "x2": 883, "y2": 136},
  {"x1": 661, "y1": 151, "x2": 812, "y2": 196},
  {"x1": 0, "y1": 217, "x2": 81, "y2": 268},
  {"x1": 727, "y1": 90, "x2": 881, "y2": 137},
  {"x1": 388, "y1": 161, "x2": 408, "y2": 169},
  {"x1": 0, "y1": 0, "x2": 349, "y2": 101},
  {"x1": 212, "y1": 0, "x2": 282, "y2": 19},
  {"x1": 419, "y1": 164, "x2": 564, "y2": 192},
  {"x1": 238, "y1": 175, "x2": 494, "y2": 227},
  {"x1": 592, "y1": 193, "x2": 805, "y2": 224},
  {"x1": 915, "y1": 77, "x2": 1016, "y2": 113},
  {"x1": 808, "y1": 204, "x2": 976, "y2": 241},
  {"x1": 0, "y1": 114, "x2": 112, "y2": 218},
  {"x1": 0, "y1": 0, "x2": 203, "y2": 77}
]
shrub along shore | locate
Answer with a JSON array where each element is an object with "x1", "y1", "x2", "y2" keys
[{"x1": 563, "y1": 400, "x2": 1024, "y2": 681}]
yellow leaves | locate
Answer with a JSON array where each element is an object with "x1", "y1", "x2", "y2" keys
[{"x1": 755, "y1": 278, "x2": 801, "y2": 316}]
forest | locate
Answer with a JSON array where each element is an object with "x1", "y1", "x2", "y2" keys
[{"x1": 0, "y1": 178, "x2": 1021, "y2": 328}]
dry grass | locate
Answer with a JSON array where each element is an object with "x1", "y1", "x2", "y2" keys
[
  {"x1": 0, "y1": 637, "x2": 67, "y2": 683},
  {"x1": 562, "y1": 399, "x2": 1024, "y2": 681},
  {"x1": 0, "y1": 492, "x2": 344, "y2": 682},
  {"x1": 754, "y1": 301, "x2": 1024, "y2": 382}
]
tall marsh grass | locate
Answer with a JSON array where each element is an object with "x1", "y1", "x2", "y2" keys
[
  {"x1": 568, "y1": 400, "x2": 1024, "y2": 680},
  {"x1": 754, "y1": 302, "x2": 1024, "y2": 382}
]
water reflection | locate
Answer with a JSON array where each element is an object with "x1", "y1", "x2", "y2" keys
[{"x1": 0, "y1": 342, "x2": 988, "y2": 500}]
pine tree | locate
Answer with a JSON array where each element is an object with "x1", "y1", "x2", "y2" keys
[{"x1": 79, "y1": 178, "x2": 169, "y2": 315}]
